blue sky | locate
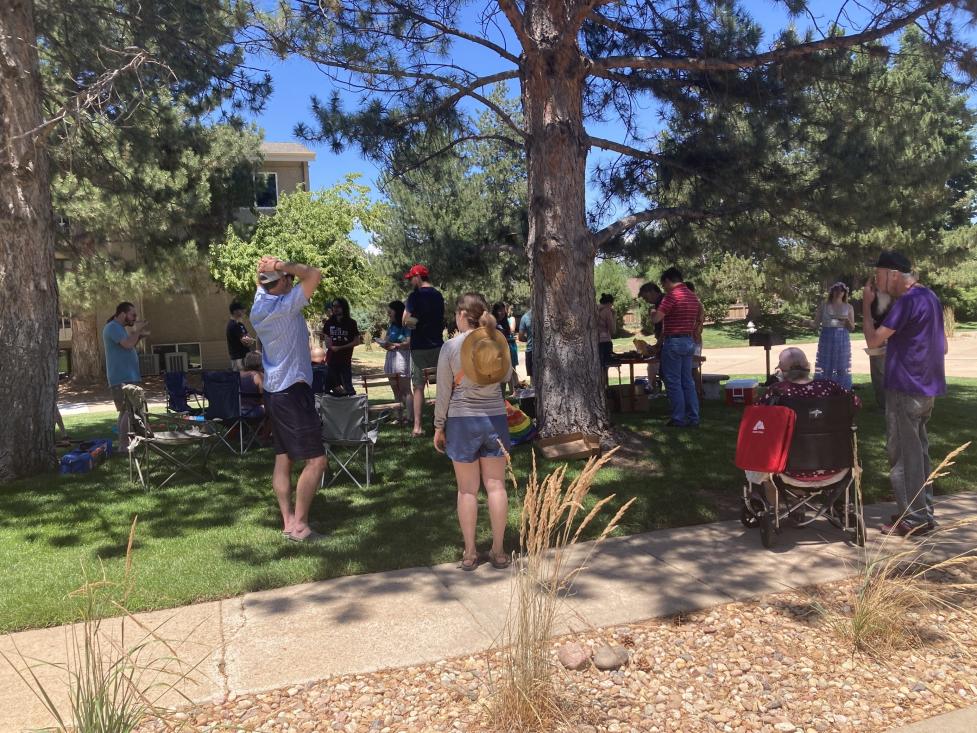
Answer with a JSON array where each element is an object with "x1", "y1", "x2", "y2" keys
[{"x1": 241, "y1": 2, "x2": 962, "y2": 244}]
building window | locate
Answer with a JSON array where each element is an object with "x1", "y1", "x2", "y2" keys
[
  {"x1": 152, "y1": 343, "x2": 202, "y2": 370},
  {"x1": 254, "y1": 172, "x2": 278, "y2": 209}
]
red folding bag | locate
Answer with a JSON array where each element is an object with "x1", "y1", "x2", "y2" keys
[{"x1": 734, "y1": 404, "x2": 796, "y2": 473}]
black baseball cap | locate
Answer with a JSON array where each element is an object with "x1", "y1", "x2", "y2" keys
[{"x1": 873, "y1": 250, "x2": 912, "y2": 273}]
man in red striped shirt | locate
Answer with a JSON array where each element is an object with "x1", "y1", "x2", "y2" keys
[{"x1": 650, "y1": 267, "x2": 702, "y2": 427}]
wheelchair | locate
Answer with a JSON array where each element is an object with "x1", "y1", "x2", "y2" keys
[{"x1": 740, "y1": 395, "x2": 866, "y2": 549}]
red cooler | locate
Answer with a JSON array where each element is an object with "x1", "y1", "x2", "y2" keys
[{"x1": 725, "y1": 378, "x2": 759, "y2": 406}]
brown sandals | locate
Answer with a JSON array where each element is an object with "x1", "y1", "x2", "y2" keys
[{"x1": 488, "y1": 550, "x2": 511, "y2": 570}]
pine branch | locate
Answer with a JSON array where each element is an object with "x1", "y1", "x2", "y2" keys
[
  {"x1": 255, "y1": 22, "x2": 525, "y2": 137},
  {"x1": 386, "y1": 0, "x2": 521, "y2": 64},
  {"x1": 594, "y1": 206, "x2": 727, "y2": 249},
  {"x1": 13, "y1": 49, "x2": 167, "y2": 144},
  {"x1": 570, "y1": 0, "x2": 620, "y2": 33},
  {"x1": 497, "y1": 0, "x2": 536, "y2": 52},
  {"x1": 390, "y1": 133, "x2": 523, "y2": 177},
  {"x1": 593, "y1": 0, "x2": 944, "y2": 73},
  {"x1": 587, "y1": 135, "x2": 664, "y2": 162}
]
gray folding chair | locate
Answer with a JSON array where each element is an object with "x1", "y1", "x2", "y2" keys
[
  {"x1": 123, "y1": 384, "x2": 215, "y2": 489},
  {"x1": 319, "y1": 394, "x2": 385, "y2": 489}
]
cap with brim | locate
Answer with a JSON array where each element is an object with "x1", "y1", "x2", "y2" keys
[
  {"x1": 404, "y1": 264, "x2": 429, "y2": 280},
  {"x1": 460, "y1": 326, "x2": 512, "y2": 386},
  {"x1": 872, "y1": 250, "x2": 912, "y2": 274},
  {"x1": 258, "y1": 271, "x2": 283, "y2": 285}
]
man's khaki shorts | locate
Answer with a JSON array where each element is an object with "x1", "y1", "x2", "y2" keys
[
  {"x1": 410, "y1": 347, "x2": 442, "y2": 389},
  {"x1": 110, "y1": 384, "x2": 127, "y2": 412}
]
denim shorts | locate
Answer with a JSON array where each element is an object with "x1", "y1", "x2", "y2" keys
[{"x1": 445, "y1": 415, "x2": 510, "y2": 463}]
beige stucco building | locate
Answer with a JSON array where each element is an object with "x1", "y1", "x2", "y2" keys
[{"x1": 60, "y1": 142, "x2": 316, "y2": 374}]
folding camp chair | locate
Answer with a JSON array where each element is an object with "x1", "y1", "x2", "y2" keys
[
  {"x1": 164, "y1": 371, "x2": 203, "y2": 414},
  {"x1": 123, "y1": 384, "x2": 214, "y2": 489},
  {"x1": 319, "y1": 394, "x2": 385, "y2": 489},
  {"x1": 740, "y1": 395, "x2": 864, "y2": 548},
  {"x1": 203, "y1": 370, "x2": 266, "y2": 454}
]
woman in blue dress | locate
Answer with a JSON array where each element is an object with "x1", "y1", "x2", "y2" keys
[
  {"x1": 381, "y1": 300, "x2": 412, "y2": 422},
  {"x1": 813, "y1": 282, "x2": 855, "y2": 389}
]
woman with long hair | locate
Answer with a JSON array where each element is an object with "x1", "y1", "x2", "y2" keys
[
  {"x1": 597, "y1": 293, "x2": 617, "y2": 383},
  {"x1": 492, "y1": 301, "x2": 521, "y2": 393},
  {"x1": 434, "y1": 293, "x2": 512, "y2": 571},
  {"x1": 380, "y1": 300, "x2": 412, "y2": 421},
  {"x1": 813, "y1": 282, "x2": 855, "y2": 389},
  {"x1": 322, "y1": 297, "x2": 362, "y2": 395}
]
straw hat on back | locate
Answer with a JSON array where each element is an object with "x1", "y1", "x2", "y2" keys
[{"x1": 460, "y1": 326, "x2": 511, "y2": 385}]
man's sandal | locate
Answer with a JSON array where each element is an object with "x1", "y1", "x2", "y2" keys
[
  {"x1": 460, "y1": 553, "x2": 479, "y2": 571},
  {"x1": 488, "y1": 550, "x2": 511, "y2": 570}
]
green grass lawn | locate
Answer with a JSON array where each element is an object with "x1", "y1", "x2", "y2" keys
[{"x1": 2, "y1": 377, "x2": 974, "y2": 633}]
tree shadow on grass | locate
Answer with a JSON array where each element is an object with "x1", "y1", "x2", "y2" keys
[{"x1": 3, "y1": 382, "x2": 976, "y2": 630}]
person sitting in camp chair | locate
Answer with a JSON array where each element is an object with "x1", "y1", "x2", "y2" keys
[
  {"x1": 739, "y1": 347, "x2": 865, "y2": 548},
  {"x1": 745, "y1": 347, "x2": 861, "y2": 493}
]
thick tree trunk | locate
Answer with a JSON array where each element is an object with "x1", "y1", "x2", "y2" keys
[
  {"x1": 0, "y1": 0, "x2": 59, "y2": 481},
  {"x1": 522, "y1": 17, "x2": 611, "y2": 438},
  {"x1": 70, "y1": 312, "x2": 106, "y2": 382}
]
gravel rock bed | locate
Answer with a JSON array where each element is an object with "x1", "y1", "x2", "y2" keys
[{"x1": 145, "y1": 578, "x2": 977, "y2": 733}]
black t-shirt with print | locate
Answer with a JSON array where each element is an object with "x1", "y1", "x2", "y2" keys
[
  {"x1": 226, "y1": 319, "x2": 250, "y2": 360},
  {"x1": 323, "y1": 316, "x2": 360, "y2": 367}
]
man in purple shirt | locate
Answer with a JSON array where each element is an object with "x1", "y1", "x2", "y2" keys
[{"x1": 862, "y1": 250, "x2": 947, "y2": 536}]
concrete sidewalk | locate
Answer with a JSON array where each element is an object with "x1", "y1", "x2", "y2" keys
[
  {"x1": 2, "y1": 493, "x2": 975, "y2": 732},
  {"x1": 888, "y1": 705, "x2": 977, "y2": 732}
]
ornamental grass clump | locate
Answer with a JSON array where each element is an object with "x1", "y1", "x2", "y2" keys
[
  {"x1": 822, "y1": 442, "x2": 977, "y2": 656},
  {"x1": 489, "y1": 449, "x2": 634, "y2": 732},
  {"x1": 1, "y1": 517, "x2": 205, "y2": 733}
]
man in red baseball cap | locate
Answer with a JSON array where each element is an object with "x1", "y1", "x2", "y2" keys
[
  {"x1": 403, "y1": 264, "x2": 445, "y2": 436},
  {"x1": 404, "y1": 264, "x2": 429, "y2": 280}
]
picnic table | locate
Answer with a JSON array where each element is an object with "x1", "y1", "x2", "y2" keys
[{"x1": 607, "y1": 355, "x2": 707, "y2": 411}]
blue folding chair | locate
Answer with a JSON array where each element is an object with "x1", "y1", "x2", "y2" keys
[
  {"x1": 203, "y1": 371, "x2": 265, "y2": 454},
  {"x1": 164, "y1": 371, "x2": 203, "y2": 414}
]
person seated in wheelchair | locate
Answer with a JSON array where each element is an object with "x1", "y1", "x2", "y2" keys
[{"x1": 746, "y1": 347, "x2": 860, "y2": 497}]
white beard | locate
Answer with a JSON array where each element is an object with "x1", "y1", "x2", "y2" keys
[{"x1": 872, "y1": 290, "x2": 893, "y2": 320}]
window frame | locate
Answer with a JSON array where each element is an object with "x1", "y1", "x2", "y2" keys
[
  {"x1": 151, "y1": 342, "x2": 203, "y2": 370},
  {"x1": 254, "y1": 171, "x2": 279, "y2": 210}
]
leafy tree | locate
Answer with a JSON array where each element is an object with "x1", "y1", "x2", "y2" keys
[
  {"x1": 210, "y1": 178, "x2": 385, "y2": 319},
  {"x1": 593, "y1": 259, "x2": 636, "y2": 333},
  {"x1": 251, "y1": 0, "x2": 977, "y2": 438}
]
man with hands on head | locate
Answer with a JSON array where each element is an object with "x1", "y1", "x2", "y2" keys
[
  {"x1": 250, "y1": 255, "x2": 327, "y2": 543},
  {"x1": 862, "y1": 250, "x2": 947, "y2": 537}
]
